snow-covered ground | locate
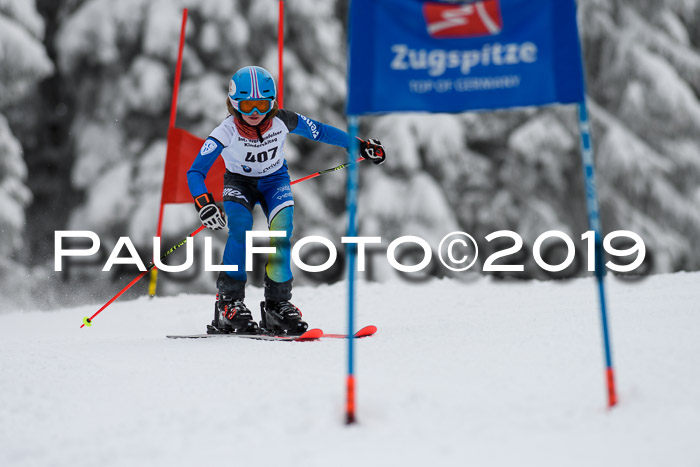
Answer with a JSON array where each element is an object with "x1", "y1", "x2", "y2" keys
[{"x1": 1, "y1": 272, "x2": 699, "y2": 467}]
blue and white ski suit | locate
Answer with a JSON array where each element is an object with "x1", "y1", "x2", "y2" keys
[{"x1": 187, "y1": 109, "x2": 349, "y2": 300}]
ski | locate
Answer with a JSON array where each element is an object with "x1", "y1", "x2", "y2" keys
[
  {"x1": 321, "y1": 325, "x2": 377, "y2": 339},
  {"x1": 166, "y1": 325, "x2": 377, "y2": 341},
  {"x1": 166, "y1": 328, "x2": 323, "y2": 341}
]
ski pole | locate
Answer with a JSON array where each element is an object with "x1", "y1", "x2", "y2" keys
[
  {"x1": 80, "y1": 157, "x2": 367, "y2": 328},
  {"x1": 81, "y1": 227, "x2": 202, "y2": 328},
  {"x1": 290, "y1": 156, "x2": 364, "y2": 184}
]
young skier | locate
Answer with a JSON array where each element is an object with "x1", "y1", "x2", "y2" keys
[{"x1": 187, "y1": 66, "x2": 386, "y2": 335}]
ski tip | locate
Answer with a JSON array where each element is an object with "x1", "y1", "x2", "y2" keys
[
  {"x1": 297, "y1": 328, "x2": 323, "y2": 340},
  {"x1": 354, "y1": 325, "x2": 377, "y2": 338}
]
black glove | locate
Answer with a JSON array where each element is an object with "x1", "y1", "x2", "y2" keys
[
  {"x1": 194, "y1": 193, "x2": 226, "y2": 230},
  {"x1": 360, "y1": 138, "x2": 386, "y2": 165}
]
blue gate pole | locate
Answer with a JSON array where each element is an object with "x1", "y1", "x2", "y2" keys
[
  {"x1": 577, "y1": 99, "x2": 617, "y2": 408},
  {"x1": 345, "y1": 115, "x2": 360, "y2": 424}
]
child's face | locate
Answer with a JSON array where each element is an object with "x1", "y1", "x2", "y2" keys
[{"x1": 242, "y1": 111, "x2": 266, "y2": 126}]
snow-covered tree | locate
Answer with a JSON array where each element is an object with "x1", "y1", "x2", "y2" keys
[
  {"x1": 3, "y1": 0, "x2": 700, "y2": 309},
  {"x1": 580, "y1": 0, "x2": 700, "y2": 271},
  {"x1": 0, "y1": 0, "x2": 53, "y2": 311}
]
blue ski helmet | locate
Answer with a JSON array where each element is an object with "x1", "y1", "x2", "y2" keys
[{"x1": 228, "y1": 66, "x2": 276, "y2": 114}]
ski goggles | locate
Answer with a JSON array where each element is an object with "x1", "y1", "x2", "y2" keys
[{"x1": 237, "y1": 99, "x2": 273, "y2": 115}]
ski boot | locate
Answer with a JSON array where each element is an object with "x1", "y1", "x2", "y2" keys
[
  {"x1": 260, "y1": 300, "x2": 308, "y2": 336},
  {"x1": 207, "y1": 294, "x2": 258, "y2": 334}
]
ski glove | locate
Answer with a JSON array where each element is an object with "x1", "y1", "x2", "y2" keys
[
  {"x1": 194, "y1": 193, "x2": 226, "y2": 230},
  {"x1": 360, "y1": 139, "x2": 386, "y2": 165}
]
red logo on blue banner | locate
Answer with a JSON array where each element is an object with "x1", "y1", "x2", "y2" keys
[{"x1": 423, "y1": 0, "x2": 503, "y2": 38}]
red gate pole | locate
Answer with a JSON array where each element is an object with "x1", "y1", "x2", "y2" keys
[
  {"x1": 278, "y1": 0, "x2": 284, "y2": 107},
  {"x1": 149, "y1": 8, "x2": 189, "y2": 297}
]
